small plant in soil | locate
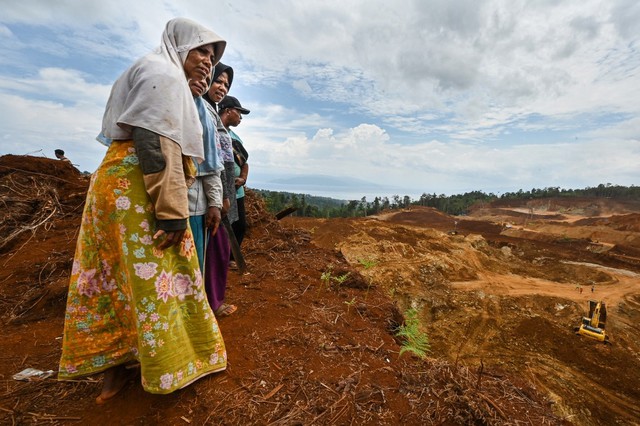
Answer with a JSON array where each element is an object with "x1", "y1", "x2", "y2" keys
[
  {"x1": 320, "y1": 268, "x2": 333, "y2": 289},
  {"x1": 332, "y1": 272, "x2": 350, "y2": 285},
  {"x1": 396, "y1": 308, "x2": 430, "y2": 359},
  {"x1": 358, "y1": 258, "x2": 377, "y2": 269},
  {"x1": 344, "y1": 297, "x2": 356, "y2": 314},
  {"x1": 320, "y1": 269, "x2": 351, "y2": 290}
]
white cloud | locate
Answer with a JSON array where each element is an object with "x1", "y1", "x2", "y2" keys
[
  {"x1": 0, "y1": 24, "x2": 12, "y2": 37},
  {"x1": 610, "y1": 0, "x2": 640, "y2": 40},
  {"x1": 0, "y1": 92, "x2": 106, "y2": 169},
  {"x1": 0, "y1": 67, "x2": 110, "y2": 171},
  {"x1": 0, "y1": 68, "x2": 111, "y2": 104},
  {"x1": 243, "y1": 115, "x2": 639, "y2": 197},
  {"x1": 0, "y1": 0, "x2": 639, "y2": 197}
]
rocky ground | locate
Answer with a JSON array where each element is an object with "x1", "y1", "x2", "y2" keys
[{"x1": 1, "y1": 154, "x2": 638, "y2": 425}]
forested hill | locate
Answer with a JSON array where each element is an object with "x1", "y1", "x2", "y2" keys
[{"x1": 253, "y1": 184, "x2": 640, "y2": 218}]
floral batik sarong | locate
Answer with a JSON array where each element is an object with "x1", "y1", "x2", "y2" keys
[{"x1": 59, "y1": 141, "x2": 226, "y2": 394}]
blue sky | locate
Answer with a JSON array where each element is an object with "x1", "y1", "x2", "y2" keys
[{"x1": 1, "y1": 0, "x2": 639, "y2": 200}]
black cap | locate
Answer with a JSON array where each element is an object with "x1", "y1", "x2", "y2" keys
[{"x1": 218, "y1": 95, "x2": 250, "y2": 114}]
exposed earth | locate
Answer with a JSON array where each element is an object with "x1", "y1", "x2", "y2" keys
[{"x1": 1, "y1": 155, "x2": 639, "y2": 425}]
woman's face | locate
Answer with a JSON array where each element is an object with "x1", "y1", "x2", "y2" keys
[
  {"x1": 188, "y1": 71, "x2": 212, "y2": 97},
  {"x1": 208, "y1": 71, "x2": 230, "y2": 103},
  {"x1": 184, "y1": 44, "x2": 215, "y2": 96}
]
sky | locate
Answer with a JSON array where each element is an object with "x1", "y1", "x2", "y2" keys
[{"x1": 1, "y1": 0, "x2": 639, "y2": 201}]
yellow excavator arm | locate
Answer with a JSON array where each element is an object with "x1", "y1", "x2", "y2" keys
[
  {"x1": 590, "y1": 303, "x2": 601, "y2": 327},
  {"x1": 575, "y1": 300, "x2": 609, "y2": 344}
]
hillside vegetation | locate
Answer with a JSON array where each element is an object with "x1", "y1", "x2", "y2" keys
[{"x1": 255, "y1": 184, "x2": 640, "y2": 217}]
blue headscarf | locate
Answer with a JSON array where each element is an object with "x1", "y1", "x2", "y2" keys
[{"x1": 194, "y1": 96, "x2": 223, "y2": 174}]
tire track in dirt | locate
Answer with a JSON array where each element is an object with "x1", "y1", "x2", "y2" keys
[
  {"x1": 485, "y1": 352, "x2": 640, "y2": 424},
  {"x1": 451, "y1": 269, "x2": 638, "y2": 307}
]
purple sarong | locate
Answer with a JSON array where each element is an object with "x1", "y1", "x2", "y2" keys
[{"x1": 205, "y1": 225, "x2": 230, "y2": 311}]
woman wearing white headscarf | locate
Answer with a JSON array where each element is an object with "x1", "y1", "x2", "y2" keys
[{"x1": 59, "y1": 18, "x2": 228, "y2": 401}]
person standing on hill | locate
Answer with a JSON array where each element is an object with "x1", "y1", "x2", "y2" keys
[
  {"x1": 188, "y1": 73, "x2": 224, "y2": 272},
  {"x1": 58, "y1": 18, "x2": 228, "y2": 402},
  {"x1": 202, "y1": 63, "x2": 237, "y2": 317},
  {"x1": 55, "y1": 149, "x2": 72, "y2": 163},
  {"x1": 218, "y1": 95, "x2": 250, "y2": 253}
]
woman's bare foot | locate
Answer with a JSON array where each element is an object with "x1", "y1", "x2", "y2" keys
[{"x1": 96, "y1": 365, "x2": 133, "y2": 404}]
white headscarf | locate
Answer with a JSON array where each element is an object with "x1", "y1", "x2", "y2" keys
[{"x1": 100, "y1": 18, "x2": 226, "y2": 162}]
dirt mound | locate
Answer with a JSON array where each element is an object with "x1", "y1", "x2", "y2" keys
[
  {"x1": 285, "y1": 206, "x2": 640, "y2": 425},
  {"x1": 483, "y1": 196, "x2": 640, "y2": 216},
  {"x1": 0, "y1": 155, "x2": 89, "y2": 327},
  {"x1": 0, "y1": 155, "x2": 88, "y2": 254},
  {"x1": 1, "y1": 155, "x2": 564, "y2": 425},
  {"x1": 573, "y1": 213, "x2": 640, "y2": 232}
]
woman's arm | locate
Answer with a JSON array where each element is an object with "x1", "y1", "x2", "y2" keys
[
  {"x1": 202, "y1": 171, "x2": 223, "y2": 234},
  {"x1": 132, "y1": 127, "x2": 189, "y2": 248}
]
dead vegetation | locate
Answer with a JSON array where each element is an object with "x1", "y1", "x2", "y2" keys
[{"x1": 3, "y1": 155, "x2": 640, "y2": 425}]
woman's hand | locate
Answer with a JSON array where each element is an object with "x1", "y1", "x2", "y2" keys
[
  {"x1": 222, "y1": 198, "x2": 230, "y2": 217},
  {"x1": 206, "y1": 206, "x2": 221, "y2": 236},
  {"x1": 153, "y1": 229, "x2": 186, "y2": 250}
]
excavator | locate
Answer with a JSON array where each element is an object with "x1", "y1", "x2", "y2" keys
[{"x1": 575, "y1": 300, "x2": 610, "y2": 344}]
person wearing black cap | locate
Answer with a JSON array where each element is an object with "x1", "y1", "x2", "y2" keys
[{"x1": 218, "y1": 95, "x2": 250, "y2": 252}]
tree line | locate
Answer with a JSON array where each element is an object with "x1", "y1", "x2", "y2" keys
[{"x1": 253, "y1": 183, "x2": 639, "y2": 218}]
